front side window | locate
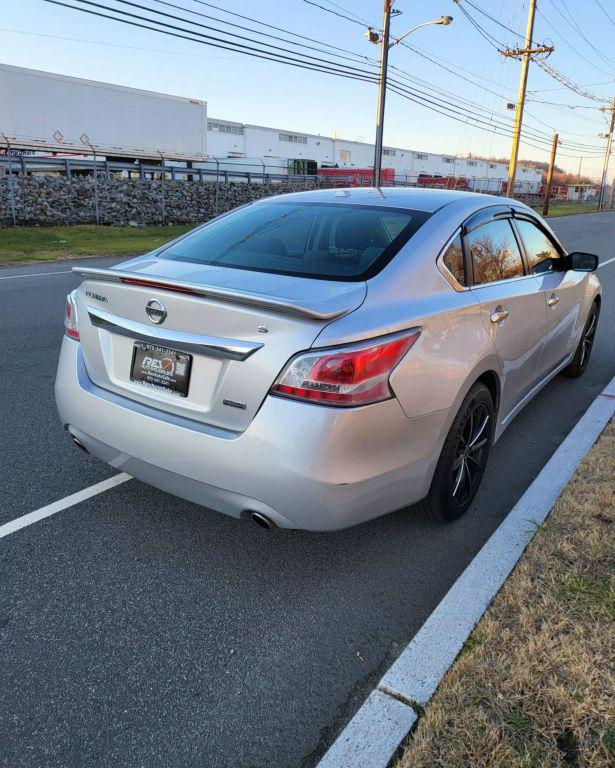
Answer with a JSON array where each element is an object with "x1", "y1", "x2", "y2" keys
[
  {"x1": 515, "y1": 219, "x2": 561, "y2": 274},
  {"x1": 442, "y1": 234, "x2": 465, "y2": 286},
  {"x1": 466, "y1": 219, "x2": 525, "y2": 284},
  {"x1": 159, "y1": 203, "x2": 430, "y2": 280}
]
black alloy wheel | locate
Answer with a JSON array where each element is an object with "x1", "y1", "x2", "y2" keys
[
  {"x1": 563, "y1": 301, "x2": 600, "y2": 378},
  {"x1": 450, "y1": 401, "x2": 491, "y2": 509},
  {"x1": 418, "y1": 382, "x2": 494, "y2": 522}
]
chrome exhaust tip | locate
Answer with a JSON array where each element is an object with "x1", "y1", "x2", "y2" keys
[
  {"x1": 71, "y1": 435, "x2": 89, "y2": 453},
  {"x1": 249, "y1": 511, "x2": 275, "y2": 531}
]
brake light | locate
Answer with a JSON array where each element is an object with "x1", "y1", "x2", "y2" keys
[
  {"x1": 120, "y1": 277, "x2": 197, "y2": 294},
  {"x1": 64, "y1": 290, "x2": 79, "y2": 340},
  {"x1": 271, "y1": 329, "x2": 421, "y2": 406}
]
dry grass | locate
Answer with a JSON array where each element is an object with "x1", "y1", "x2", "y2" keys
[{"x1": 396, "y1": 420, "x2": 615, "y2": 768}]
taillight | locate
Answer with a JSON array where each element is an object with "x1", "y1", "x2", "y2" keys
[
  {"x1": 271, "y1": 329, "x2": 421, "y2": 407},
  {"x1": 64, "y1": 290, "x2": 79, "y2": 340}
]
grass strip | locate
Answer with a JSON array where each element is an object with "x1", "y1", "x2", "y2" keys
[
  {"x1": 0, "y1": 224, "x2": 196, "y2": 265},
  {"x1": 395, "y1": 419, "x2": 614, "y2": 768},
  {"x1": 535, "y1": 203, "x2": 602, "y2": 218}
]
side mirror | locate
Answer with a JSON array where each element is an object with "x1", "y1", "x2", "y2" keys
[{"x1": 568, "y1": 252, "x2": 599, "y2": 272}]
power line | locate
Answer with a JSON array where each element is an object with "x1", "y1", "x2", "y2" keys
[
  {"x1": 387, "y1": 81, "x2": 600, "y2": 159},
  {"x1": 317, "y1": 0, "x2": 374, "y2": 27},
  {"x1": 43, "y1": 0, "x2": 379, "y2": 83},
  {"x1": 385, "y1": 66, "x2": 604, "y2": 151},
  {"x1": 461, "y1": 0, "x2": 525, "y2": 40},
  {"x1": 301, "y1": 0, "x2": 368, "y2": 28},
  {"x1": 535, "y1": 6, "x2": 613, "y2": 76},
  {"x1": 158, "y1": 0, "x2": 604, "y2": 150},
  {"x1": 299, "y1": 0, "x2": 608, "y2": 149},
  {"x1": 179, "y1": 0, "x2": 376, "y2": 61},
  {"x1": 107, "y1": 0, "x2": 375, "y2": 76},
  {"x1": 458, "y1": 0, "x2": 610, "y2": 104},
  {"x1": 594, "y1": 0, "x2": 615, "y2": 25},
  {"x1": 41, "y1": 0, "x2": 606, "y2": 160},
  {"x1": 454, "y1": 1, "x2": 508, "y2": 52},
  {"x1": 146, "y1": 0, "x2": 376, "y2": 68},
  {"x1": 533, "y1": 57, "x2": 609, "y2": 103},
  {"x1": 546, "y1": 0, "x2": 615, "y2": 68}
]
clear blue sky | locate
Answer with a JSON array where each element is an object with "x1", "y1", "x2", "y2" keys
[{"x1": 1, "y1": 0, "x2": 614, "y2": 179}]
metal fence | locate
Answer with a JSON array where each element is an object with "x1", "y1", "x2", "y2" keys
[
  {"x1": 0, "y1": 154, "x2": 542, "y2": 196},
  {"x1": 1, "y1": 154, "x2": 603, "y2": 227}
]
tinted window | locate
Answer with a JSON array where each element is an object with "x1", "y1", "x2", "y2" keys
[
  {"x1": 515, "y1": 219, "x2": 561, "y2": 274},
  {"x1": 442, "y1": 234, "x2": 465, "y2": 285},
  {"x1": 467, "y1": 219, "x2": 525, "y2": 284},
  {"x1": 159, "y1": 202, "x2": 430, "y2": 280}
]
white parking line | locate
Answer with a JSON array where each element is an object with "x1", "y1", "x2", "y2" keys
[
  {"x1": 0, "y1": 473, "x2": 132, "y2": 539},
  {"x1": 0, "y1": 270, "x2": 73, "y2": 280},
  {"x1": 599, "y1": 256, "x2": 615, "y2": 268}
]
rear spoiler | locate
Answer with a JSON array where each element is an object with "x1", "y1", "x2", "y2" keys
[{"x1": 72, "y1": 267, "x2": 352, "y2": 321}]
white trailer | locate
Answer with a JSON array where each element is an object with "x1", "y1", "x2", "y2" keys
[{"x1": 0, "y1": 63, "x2": 207, "y2": 161}]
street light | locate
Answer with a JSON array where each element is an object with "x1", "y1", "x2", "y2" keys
[{"x1": 368, "y1": 2, "x2": 453, "y2": 186}]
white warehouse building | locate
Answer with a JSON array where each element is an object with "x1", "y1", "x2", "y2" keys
[{"x1": 204, "y1": 118, "x2": 543, "y2": 193}]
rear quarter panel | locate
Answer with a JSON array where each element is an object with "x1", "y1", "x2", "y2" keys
[{"x1": 313, "y1": 197, "x2": 502, "y2": 422}]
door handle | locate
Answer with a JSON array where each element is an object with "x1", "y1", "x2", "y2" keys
[
  {"x1": 547, "y1": 293, "x2": 560, "y2": 308},
  {"x1": 490, "y1": 305, "x2": 509, "y2": 323}
]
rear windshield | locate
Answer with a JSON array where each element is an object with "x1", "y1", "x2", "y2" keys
[{"x1": 159, "y1": 202, "x2": 431, "y2": 280}]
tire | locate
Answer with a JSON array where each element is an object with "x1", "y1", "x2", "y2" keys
[
  {"x1": 417, "y1": 382, "x2": 494, "y2": 522},
  {"x1": 561, "y1": 300, "x2": 600, "y2": 378}
]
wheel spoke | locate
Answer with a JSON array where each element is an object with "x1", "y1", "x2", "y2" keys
[
  {"x1": 469, "y1": 438, "x2": 487, "y2": 453},
  {"x1": 468, "y1": 413, "x2": 490, "y2": 448},
  {"x1": 451, "y1": 400, "x2": 492, "y2": 506},
  {"x1": 452, "y1": 459, "x2": 465, "y2": 496},
  {"x1": 467, "y1": 453, "x2": 483, "y2": 471},
  {"x1": 462, "y1": 460, "x2": 472, "y2": 493}
]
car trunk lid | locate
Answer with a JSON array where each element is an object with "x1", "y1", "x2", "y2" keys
[{"x1": 73, "y1": 262, "x2": 366, "y2": 432}]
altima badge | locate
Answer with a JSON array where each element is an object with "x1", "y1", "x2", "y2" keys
[{"x1": 145, "y1": 299, "x2": 167, "y2": 325}]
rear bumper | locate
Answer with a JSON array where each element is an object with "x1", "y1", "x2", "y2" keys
[{"x1": 55, "y1": 338, "x2": 450, "y2": 530}]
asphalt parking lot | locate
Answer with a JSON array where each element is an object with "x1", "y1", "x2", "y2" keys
[{"x1": 1, "y1": 211, "x2": 614, "y2": 768}]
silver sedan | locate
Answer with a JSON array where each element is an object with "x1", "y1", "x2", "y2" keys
[{"x1": 55, "y1": 188, "x2": 602, "y2": 530}]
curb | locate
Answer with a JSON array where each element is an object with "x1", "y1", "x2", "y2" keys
[{"x1": 317, "y1": 375, "x2": 615, "y2": 768}]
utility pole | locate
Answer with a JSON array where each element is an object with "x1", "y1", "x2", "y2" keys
[
  {"x1": 369, "y1": 6, "x2": 452, "y2": 187},
  {"x1": 373, "y1": 0, "x2": 393, "y2": 188},
  {"x1": 598, "y1": 99, "x2": 615, "y2": 211},
  {"x1": 542, "y1": 132, "x2": 558, "y2": 217},
  {"x1": 504, "y1": 0, "x2": 553, "y2": 198}
]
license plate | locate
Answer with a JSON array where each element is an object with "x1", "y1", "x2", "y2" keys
[{"x1": 130, "y1": 342, "x2": 192, "y2": 397}]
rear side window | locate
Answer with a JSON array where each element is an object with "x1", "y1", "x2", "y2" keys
[
  {"x1": 442, "y1": 234, "x2": 465, "y2": 286},
  {"x1": 159, "y1": 202, "x2": 430, "y2": 280},
  {"x1": 515, "y1": 219, "x2": 562, "y2": 274},
  {"x1": 466, "y1": 219, "x2": 525, "y2": 284}
]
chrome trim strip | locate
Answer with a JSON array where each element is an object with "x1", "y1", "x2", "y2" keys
[
  {"x1": 87, "y1": 306, "x2": 263, "y2": 361},
  {"x1": 468, "y1": 272, "x2": 539, "y2": 290},
  {"x1": 73, "y1": 267, "x2": 351, "y2": 321}
]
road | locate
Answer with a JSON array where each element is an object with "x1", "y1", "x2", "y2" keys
[{"x1": 1, "y1": 212, "x2": 614, "y2": 768}]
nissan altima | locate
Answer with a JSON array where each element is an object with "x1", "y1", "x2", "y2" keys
[{"x1": 55, "y1": 188, "x2": 601, "y2": 530}]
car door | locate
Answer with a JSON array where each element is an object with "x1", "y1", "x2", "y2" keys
[
  {"x1": 464, "y1": 214, "x2": 548, "y2": 422},
  {"x1": 512, "y1": 215, "x2": 585, "y2": 377}
]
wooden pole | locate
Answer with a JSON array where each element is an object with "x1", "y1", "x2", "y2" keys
[{"x1": 542, "y1": 132, "x2": 558, "y2": 217}]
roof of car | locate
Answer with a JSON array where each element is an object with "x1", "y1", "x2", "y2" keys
[{"x1": 258, "y1": 186, "x2": 525, "y2": 214}]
